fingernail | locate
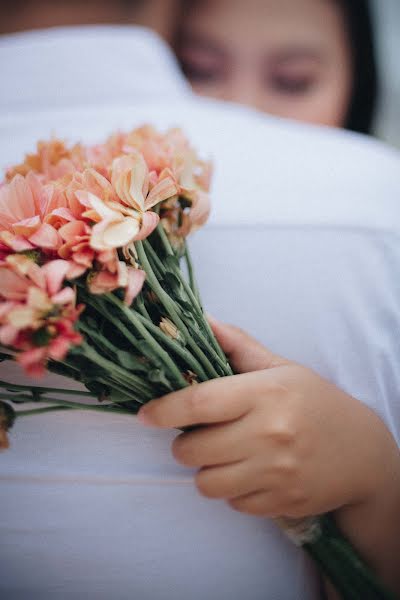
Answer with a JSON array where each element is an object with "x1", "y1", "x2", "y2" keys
[
  {"x1": 136, "y1": 408, "x2": 152, "y2": 425},
  {"x1": 206, "y1": 313, "x2": 218, "y2": 325}
]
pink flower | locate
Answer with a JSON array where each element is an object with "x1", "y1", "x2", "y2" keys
[
  {"x1": 0, "y1": 173, "x2": 67, "y2": 254},
  {"x1": 122, "y1": 127, "x2": 212, "y2": 237},
  {"x1": 58, "y1": 219, "x2": 95, "y2": 278},
  {"x1": 88, "y1": 262, "x2": 146, "y2": 306},
  {"x1": 0, "y1": 125, "x2": 212, "y2": 320},
  {"x1": 0, "y1": 258, "x2": 83, "y2": 376},
  {"x1": 76, "y1": 191, "x2": 143, "y2": 251},
  {"x1": 64, "y1": 160, "x2": 166, "y2": 254}
]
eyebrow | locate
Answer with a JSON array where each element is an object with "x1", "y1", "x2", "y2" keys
[
  {"x1": 177, "y1": 34, "x2": 229, "y2": 60},
  {"x1": 178, "y1": 33, "x2": 327, "y2": 67}
]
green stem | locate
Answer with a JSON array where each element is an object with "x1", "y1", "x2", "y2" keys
[
  {"x1": 144, "y1": 235, "x2": 232, "y2": 375},
  {"x1": 137, "y1": 240, "x2": 220, "y2": 379},
  {"x1": 78, "y1": 287, "x2": 144, "y2": 354},
  {"x1": 79, "y1": 288, "x2": 178, "y2": 390},
  {"x1": 47, "y1": 359, "x2": 137, "y2": 403},
  {"x1": 0, "y1": 393, "x2": 134, "y2": 415},
  {"x1": 178, "y1": 249, "x2": 232, "y2": 371},
  {"x1": 135, "y1": 293, "x2": 152, "y2": 320},
  {"x1": 77, "y1": 342, "x2": 154, "y2": 401},
  {"x1": 184, "y1": 243, "x2": 201, "y2": 305},
  {"x1": 96, "y1": 376, "x2": 140, "y2": 401},
  {"x1": 78, "y1": 321, "x2": 129, "y2": 364},
  {"x1": 156, "y1": 221, "x2": 175, "y2": 257},
  {"x1": 305, "y1": 515, "x2": 398, "y2": 599},
  {"x1": 17, "y1": 406, "x2": 73, "y2": 417},
  {"x1": 103, "y1": 293, "x2": 188, "y2": 390},
  {"x1": 135, "y1": 312, "x2": 208, "y2": 381},
  {"x1": 0, "y1": 379, "x2": 95, "y2": 398},
  {"x1": 305, "y1": 539, "x2": 359, "y2": 600}
]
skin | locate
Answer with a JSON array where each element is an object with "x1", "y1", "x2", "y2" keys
[
  {"x1": 0, "y1": 0, "x2": 180, "y2": 41},
  {"x1": 175, "y1": 0, "x2": 354, "y2": 126},
  {"x1": 138, "y1": 318, "x2": 400, "y2": 599}
]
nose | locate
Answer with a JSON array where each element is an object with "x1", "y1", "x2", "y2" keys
[{"x1": 223, "y1": 71, "x2": 265, "y2": 112}]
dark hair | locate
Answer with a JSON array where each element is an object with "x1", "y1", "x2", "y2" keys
[{"x1": 340, "y1": 0, "x2": 379, "y2": 134}]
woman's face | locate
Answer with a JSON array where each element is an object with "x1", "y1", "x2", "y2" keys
[{"x1": 176, "y1": 0, "x2": 353, "y2": 127}]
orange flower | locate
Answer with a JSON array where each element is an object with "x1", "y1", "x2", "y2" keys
[
  {"x1": 6, "y1": 139, "x2": 87, "y2": 183},
  {"x1": 111, "y1": 152, "x2": 179, "y2": 212}
]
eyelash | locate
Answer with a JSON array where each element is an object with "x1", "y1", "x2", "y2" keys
[
  {"x1": 179, "y1": 58, "x2": 316, "y2": 95},
  {"x1": 269, "y1": 75, "x2": 315, "y2": 95},
  {"x1": 179, "y1": 61, "x2": 222, "y2": 83}
]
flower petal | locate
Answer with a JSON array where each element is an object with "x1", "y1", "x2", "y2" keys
[
  {"x1": 124, "y1": 268, "x2": 146, "y2": 306},
  {"x1": 91, "y1": 216, "x2": 140, "y2": 250},
  {"x1": 88, "y1": 270, "x2": 119, "y2": 295},
  {"x1": 111, "y1": 154, "x2": 148, "y2": 211},
  {"x1": 29, "y1": 223, "x2": 62, "y2": 250},
  {"x1": 13, "y1": 215, "x2": 41, "y2": 237},
  {"x1": 75, "y1": 190, "x2": 116, "y2": 220},
  {"x1": 66, "y1": 261, "x2": 88, "y2": 280},
  {"x1": 27, "y1": 287, "x2": 52, "y2": 312},
  {"x1": 0, "y1": 301, "x2": 16, "y2": 319},
  {"x1": 44, "y1": 207, "x2": 75, "y2": 228},
  {"x1": 0, "y1": 267, "x2": 29, "y2": 300},
  {"x1": 51, "y1": 286, "x2": 76, "y2": 305},
  {"x1": 42, "y1": 259, "x2": 71, "y2": 295},
  {"x1": 133, "y1": 211, "x2": 159, "y2": 242},
  {"x1": 0, "y1": 175, "x2": 36, "y2": 227},
  {"x1": 6, "y1": 255, "x2": 46, "y2": 289},
  {"x1": 7, "y1": 306, "x2": 38, "y2": 329},
  {"x1": 59, "y1": 220, "x2": 88, "y2": 242},
  {"x1": 17, "y1": 347, "x2": 47, "y2": 377},
  {"x1": 0, "y1": 231, "x2": 35, "y2": 252},
  {"x1": 146, "y1": 172, "x2": 179, "y2": 210},
  {"x1": 48, "y1": 336, "x2": 74, "y2": 361},
  {"x1": 0, "y1": 324, "x2": 19, "y2": 345}
]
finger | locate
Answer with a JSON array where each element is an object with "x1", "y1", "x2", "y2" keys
[
  {"x1": 172, "y1": 417, "x2": 252, "y2": 467},
  {"x1": 195, "y1": 459, "x2": 263, "y2": 499},
  {"x1": 137, "y1": 373, "x2": 257, "y2": 429},
  {"x1": 228, "y1": 490, "x2": 284, "y2": 517},
  {"x1": 207, "y1": 316, "x2": 288, "y2": 373}
]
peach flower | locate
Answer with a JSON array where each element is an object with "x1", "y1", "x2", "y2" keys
[
  {"x1": 0, "y1": 258, "x2": 83, "y2": 376},
  {"x1": 0, "y1": 172, "x2": 67, "y2": 253},
  {"x1": 6, "y1": 139, "x2": 87, "y2": 183}
]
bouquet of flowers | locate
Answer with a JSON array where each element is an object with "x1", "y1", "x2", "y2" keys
[{"x1": 0, "y1": 126, "x2": 394, "y2": 600}]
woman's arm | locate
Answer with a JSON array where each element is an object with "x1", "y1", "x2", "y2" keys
[{"x1": 325, "y1": 434, "x2": 400, "y2": 599}]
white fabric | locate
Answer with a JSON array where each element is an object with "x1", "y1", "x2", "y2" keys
[
  {"x1": 1, "y1": 26, "x2": 400, "y2": 600},
  {"x1": 371, "y1": 0, "x2": 400, "y2": 149}
]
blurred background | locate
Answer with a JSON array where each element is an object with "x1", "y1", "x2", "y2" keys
[
  {"x1": 1, "y1": 0, "x2": 399, "y2": 149},
  {"x1": 370, "y1": 0, "x2": 400, "y2": 149}
]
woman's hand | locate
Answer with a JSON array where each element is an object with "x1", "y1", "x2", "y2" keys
[{"x1": 137, "y1": 319, "x2": 396, "y2": 519}]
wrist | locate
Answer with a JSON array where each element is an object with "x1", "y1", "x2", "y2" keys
[
  {"x1": 333, "y1": 434, "x2": 400, "y2": 595},
  {"x1": 343, "y1": 399, "x2": 400, "y2": 507}
]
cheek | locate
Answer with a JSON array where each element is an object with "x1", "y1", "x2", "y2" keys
[
  {"x1": 190, "y1": 81, "x2": 232, "y2": 103},
  {"x1": 299, "y1": 78, "x2": 352, "y2": 128}
]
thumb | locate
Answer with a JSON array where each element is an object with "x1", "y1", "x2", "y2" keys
[{"x1": 207, "y1": 315, "x2": 289, "y2": 374}]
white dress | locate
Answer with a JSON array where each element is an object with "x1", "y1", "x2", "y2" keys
[{"x1": 1, "y1": 26, "x2": 400, "y2": 600}]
